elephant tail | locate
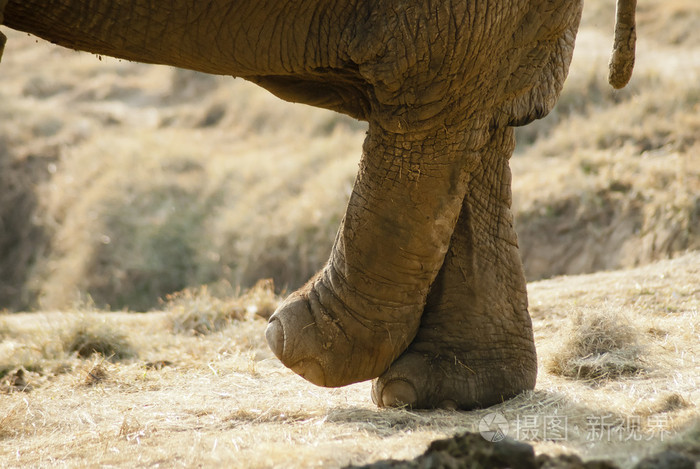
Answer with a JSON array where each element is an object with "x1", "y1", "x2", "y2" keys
[{"x1": 608, "y1": 0, "x2": 637, "y2": 89}]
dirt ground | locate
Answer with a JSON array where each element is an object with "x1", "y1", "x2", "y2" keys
[{"x1": 1, "y1": 253, "x2": 698, "y2": 468}]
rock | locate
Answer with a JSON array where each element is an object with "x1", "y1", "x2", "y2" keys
[
  {"x1": 537, "y1": 453, "x2": 618, "y2": 469},
  {"x1": 349, "y1": 432, "x2": 536, "y2": 469}
]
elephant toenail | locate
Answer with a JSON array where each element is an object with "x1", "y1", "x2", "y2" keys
[
  {"x1": 381, "y1": 380, "x2": 417, "y2": 408},
  {"x1": 294, "y1": 359, "x2": 326, "y2": 387},
  {"x1": 265, "y1": 318, "x2": 285, "y2": 360},
  {"x1": 438, "y1": 399, "x2": 458, "y2": 410}
]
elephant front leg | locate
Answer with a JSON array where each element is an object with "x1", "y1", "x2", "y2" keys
[
  {"x1": 266, "y1": 123, "x2": 476, "y2": 387},
  {"x1": 372, "y1": 127, "x2": 538, "y2": 409}
]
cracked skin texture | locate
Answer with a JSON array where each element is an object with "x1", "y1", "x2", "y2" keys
[{"x1": 2, "y1": 0, "x2": 583, "y2": 407}]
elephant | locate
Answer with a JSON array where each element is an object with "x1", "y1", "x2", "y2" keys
[{"x1": 0, "y1": 0, "x2": 636, "y2": 409}]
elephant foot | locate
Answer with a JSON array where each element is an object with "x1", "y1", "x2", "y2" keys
[
  {"x1": 372, "y1": 344, "x2": 536, "y2": 409},
  {"x1": 370, "y1": 232, "x2": 538, "y2": 408},
  {"x1": 371, "y1": 352, "x2": 479, "y2": 410},
  {"x1": 266, "y1": 267, "x2": 419, "y2": 387},
  {"x1": 373, "y1": 127, "x2": 537, "y2": 409}
]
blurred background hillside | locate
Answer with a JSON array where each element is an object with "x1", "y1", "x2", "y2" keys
[{"x1": 1, "y1": 0, "x2": 698, "y2": 311}]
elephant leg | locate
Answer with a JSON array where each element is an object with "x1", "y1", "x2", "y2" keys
[
  {"x1": 265, "y1": 122, "x2": 484, "y2": 388},
  {"x1": 372, "y1": 127, "x2": 537, "y2": 409}
]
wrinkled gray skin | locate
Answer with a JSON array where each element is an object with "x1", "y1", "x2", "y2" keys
[{"x1": 0, "y1": 0, "x2": 635, "y2": 409}]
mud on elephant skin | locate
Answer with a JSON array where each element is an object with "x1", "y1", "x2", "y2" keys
[{"x1": 0, "y1": 0, "x2": 637, "y2": 409}]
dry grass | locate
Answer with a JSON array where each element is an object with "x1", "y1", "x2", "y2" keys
[
  {"x1": 166, "y1": 279, "x2": 281, "y2": 335},
  {"x1": 166, "y1": 286, "x2": 249, "y2": 335},
  {"x1": 81, "y1": 358, "x2": 110, "y2": 386},
  {"x1": 66, "y1": 322, "x2": 135, "y2": 360},
  {"x1": 0, "y1": 402, "x2": 31, "y2": 439},
  {"x1": 547, "y1": 309, "x2": 646, "y2": 381},
  {"x1": 0, "y1": 253, "x2": 697, "y2": 467}
]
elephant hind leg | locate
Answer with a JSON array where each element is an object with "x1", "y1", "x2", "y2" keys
[
  {"x1": 266, "y1": 122, "x2": 477, "y2": 388},
  {"x1": 372, "y1": 128, "x2": 537, "y2": 409}
]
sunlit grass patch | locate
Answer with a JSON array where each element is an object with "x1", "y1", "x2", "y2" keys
[
  {"x1": 0, "y1": 402, "x2": 31, "y2": 439},
  {"x1": 66, "y1": 320, "x2": 135, "y2": 360},
  {"x1": 81, "y1": 358, "x2": 110, "y2": 386},
  {"x1": 642, "y1": 393, "x2": 692, "y2": 416},
  {"x1": 239, "y1": 278, "x2": 280, "y2": 321},
  {"x1": 165, "y1": 280, "x2": 279, "y2": 335},
  {"x1": 165, "y1": 286, "x2": 242, "y2": 335},
  {"x1": 0, "y1": 321, "x2": 68, "y2": 379},
  {"x1": 0, "y1": 367, "x2": 33, "y2": 393},
  {"x1": 548, "y1": 309, "x2": 646, "y2": 381},
  {"x1": 0, "y1": 312, "x2": 137, "y2": 394}
]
